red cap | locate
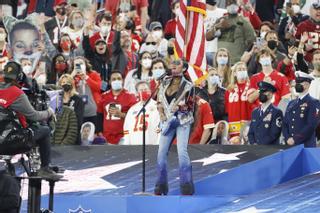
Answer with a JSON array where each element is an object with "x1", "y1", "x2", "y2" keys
[{"x1": 54, "y1": 0, "x2": 67, "y2": 7}]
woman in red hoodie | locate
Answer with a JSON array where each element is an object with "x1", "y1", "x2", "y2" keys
[{"x1": 71, "y1": 56, "x2": 102, "y2": 127}]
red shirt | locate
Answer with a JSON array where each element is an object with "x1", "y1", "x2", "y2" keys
[
  {"x1": 189, "y1": 98, "x2": 215, "y2": 144},
  {"x1": 105, "y1": 0, "x2": 148, "y2": 23},
  {"x1": 164, "y1": 18, "x2": 176, "y2": 38},
  {"x1": 248, "y1": 70, "x2": 290, "y2": 111},
  {"x1": 225, "y1": 82, "x2": 251, "y2": 137},
  {"x1": 296, "y1": 19, "x2": 320, "y2": 62},
  {"x1": 99, "y1": 89, "x2": 137, "y2": 144}
]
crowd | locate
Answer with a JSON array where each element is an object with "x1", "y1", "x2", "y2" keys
[{"x1": 0, "y1": 0, "x2": 319, "y2": 148}]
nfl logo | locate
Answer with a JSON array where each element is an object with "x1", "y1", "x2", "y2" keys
[{"x1": 69, "y1": 205, "x2": 92, "y2": 213}]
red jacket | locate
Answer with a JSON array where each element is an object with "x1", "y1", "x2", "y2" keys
[
  {"x1": 86, "y1": 71, "x2": 102, "y2": 108},
  {"x1": 164, "y1": 19, "x2": 176, "y2": 38}
]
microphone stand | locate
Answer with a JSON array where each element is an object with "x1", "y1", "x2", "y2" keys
[{"x1": 136, "y1": 73, "x2": 167, "y2": 194}]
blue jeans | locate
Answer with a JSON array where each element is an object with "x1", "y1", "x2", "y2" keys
[{"x1": 156, "y1": 123, "x2": 193, "y2": 185}]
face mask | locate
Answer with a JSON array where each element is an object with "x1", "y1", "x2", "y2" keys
[
  {"x1": 259, "y1": 57, "x2": 272, "y2": 66},
  {"x1": 141, "y1": 58, "x2": 152, "y2": 69},
  {"x1": 314, "y1": 62, "x2": 320, "y2": 71},
  {"x1": 139, "y1": 91, "x2": 151, "y2": 102},
  {"x1": 209, "y1": 75, "x2": 220, "y2": 85},
  {"x1": 236, "y1": 70, "x2": 248, "y2": 81},
  {"x1": 56, "y1": 7, "x2": 66, "y2": 16},
  {"x1": 100, "y1": 25, "x2": 111, "y2": 35},
  {"x1": 292, "y1": 5, "x2": 300, "y2": 14},
  {"x1": 36, "y1": 74, "x2": 46, "y2": 85},
  {"x1": 216, "y1": 56, "x2": 228, "y2": 65},
  {"x1": 152, "y1": 31, "x2": 163, "y2": 40},
  {"x1": 14, "y1": 51, "x2": 42, "y2": 73},
  {"x1": 259, "y1": 93, "x2": 268, "y2": 103},
  {"x1": 62, "y1": 84, "x2": 72, "y2": 92},
  {"x1": 22, "y1": 65, "x2": 33, "y2": 75},
  {"x1": 206, "y1": 0, "x2": 217, "y2": 6},
  {"x1": 72, "y1": 19, "x2": 84, "y2": 29},
  {"x1": 61, "y1": 40, "x2": 71, "y2": 50},
  {"x1": 260, "y1": 31, "x2": 267, "y2": 39},
  {"x1": 267, "y1": 40, "x2": 278, "y2": 50},
  {"x1": 227, "y1": 4, "x2": 239, "y2": 15},
  {"x1": 295, "y1": 83, "x2": 304, "y2": 93},
  {"x1": 167, "y1": 46, "x2": 174, "y2": 55},
  {"x1": 152, "y1": 68, "x2": 165, "y2": 79},
  {"x1": 0, "y1": 33, "x2": 6, "y2": 41},
  {"x1": 111, "y1": 80, "x2": 123, "y2": 91},
  {"x1": 55, "y1": 63, "x2": 67, "y2": 73}
]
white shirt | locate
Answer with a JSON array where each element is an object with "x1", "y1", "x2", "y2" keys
[
  {"x1": 123, "y1": 100, "x2": 160, "y2": 145},
  {"x1": 205, "y1": 7, "x2": 227, "y2": 53}
]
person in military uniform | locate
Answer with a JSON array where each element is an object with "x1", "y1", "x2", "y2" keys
[
  {"x1": 283, "y1": 71, "x2": 320, "y2": 148},
  {"x1": 248, "y1": 81, "x2": 283, "y2": 145}
]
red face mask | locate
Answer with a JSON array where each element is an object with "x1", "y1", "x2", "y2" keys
[
  {"x1": 139, "y1": 91, "x2": 151, "y2": 102},
  {"x1": 55, "y1": 63, "x2": 67, "y2": 73},
  {"x1": 61, "y1": 40, "x2": 71, "y2": 50}
]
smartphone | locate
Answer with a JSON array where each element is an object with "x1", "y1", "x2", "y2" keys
[
  {"x1": 256, "y1": 37, "x2": 264, "y2": 49},
  {"x1": 75, "y1": 63, "x2": 81, "y2": 73},
  {"x1": 109, "y1": 103, "x2": 116, "y2": 108}
]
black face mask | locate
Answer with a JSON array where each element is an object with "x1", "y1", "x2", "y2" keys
[
  {"x1": 267, "y1": 40, "x2": 278, "y2": 50},
  {"x1": 295, "y1": 83, "x2": 304, "y2": 93},
  {"x1": 206, "y1": 0, "x2": 217, "y2": 6},
  {"x1": 167, "y1": 46, "x2": 174, "y2": 55},
  {"x1": 56, "y1": 7, "x2": 67, "y2": 16},
  {"x1": 259, "y1": 93, "x2": 268, "y2": 103},
  {"x1": 62, "y1": 84, "x2": 72, "y2": 92}
]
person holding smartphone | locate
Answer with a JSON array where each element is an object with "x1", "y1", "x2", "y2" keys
[
  {"x1": 71, "y1": 56, "x2": 102, "y2": 128},
  {"x1": 97, "y1": 71, "x2": 137, "y2": 144}
]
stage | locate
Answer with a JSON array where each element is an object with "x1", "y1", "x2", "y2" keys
[{"x1": 14, "y1": 145, "x2": 320, "y2": 212}]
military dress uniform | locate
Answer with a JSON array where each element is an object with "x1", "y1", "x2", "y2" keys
[
  {"x1": 248, "y1": 81, "x2": 283, "y2": 145},
  {"x1": 283, "y1": 71, "x2": 320, "y2": 147}
]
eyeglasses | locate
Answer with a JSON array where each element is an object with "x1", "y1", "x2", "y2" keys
[{"x1": 146, "y1": 42, "x2": 156, "y2": 45}]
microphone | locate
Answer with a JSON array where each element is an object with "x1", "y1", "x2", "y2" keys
[{"x1": 156, "y1": 72, "x2": 168, "y2": 81}]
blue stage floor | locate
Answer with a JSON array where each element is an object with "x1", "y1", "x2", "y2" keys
[{"x1": 208, "y1": 172, "x2": 320, "y2": 212}]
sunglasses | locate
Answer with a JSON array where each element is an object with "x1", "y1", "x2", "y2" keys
[
  {"x1": 312, "y1": 3, "x2": 320, "y2": 9},
  {"x1": 172, "y1": 60, "x2": 182, "y2": 65},
  {"x1": 146, "y1": 42, "x2": 156, "y2": 45}
]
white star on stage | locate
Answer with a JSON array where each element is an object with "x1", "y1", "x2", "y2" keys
[
  {"x1": 192, "y1": 151, "x2": 247, "y2": 166},
  {"x1": 21, "y1": 160, "x2": 142, "y2": 199},
  {"x1": 230, "y1": 206, "x2": 274, "y2": 213}
]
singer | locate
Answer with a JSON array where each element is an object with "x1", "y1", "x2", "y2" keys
[{"x1": 155, "y1": 59, "x2": 195, "y2": 195}]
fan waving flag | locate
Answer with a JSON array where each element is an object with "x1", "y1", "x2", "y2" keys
[{"x1": 175, "y1": 0, "x2": 207, "y2": 84}]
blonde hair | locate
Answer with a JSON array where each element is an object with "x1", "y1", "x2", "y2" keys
[
  {"x1": 227, "y1": 61, "x2": 248, "y2": 91},
  {"x1": 58, "y1": 74, "x2": 78, "y2": 96},
  {"x1": 68, "y1": 10, "x2": 84, "y2": 29},
  {"x1": 215, "y1": 48, "x2": 232, "y2": 88}
]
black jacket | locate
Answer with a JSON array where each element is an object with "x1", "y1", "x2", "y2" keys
[{"x1": 0, "y1": 170, "x2": 20, "y2": 213}]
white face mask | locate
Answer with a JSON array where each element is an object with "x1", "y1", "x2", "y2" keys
[
  {"x1": 259, "y1": 57, "x2": 272, "y2": 67},
  {"x1": 216, "y1": 56, "x2": 228, "y2": 65},
  {"x1": 100, "y1": 25, "x2": 111, "y2": 35},
  {"x1": 0, "y1": 33, "x2": 6, "y2": 41},
  {"x1": 22, "y1": 65, "x2": 33, "y2": 75},
  {"x1": 236, "y1": 70, "x2": 248, "y2": 81},
  {"x1": 36, "y1": 74, "x2": 47, "y2": 85},
  {"x1": 227, "y1": 4, "x2": 239, "y2": 15},
  {"x1": 141, "y1": 58, "x2": 152, "y2": 69},
  {"x1": 14, "y1": 51, "x2": 42, "y2": 74},
  {"x1": 209, "y1": 75, "x2": 220, "y2": 85},
  {"x1": 152, "y1": 68, "x2": 165, "y2": 79},
  {"x1": 152, "y1": 30, "x2": 163, "y2": 40},
  {"x1": 292, "y1": 5, "x2": 300, "y2": 14},
  {"x1": 111, "y1": 80, "x2": 123, "y2": 91}
]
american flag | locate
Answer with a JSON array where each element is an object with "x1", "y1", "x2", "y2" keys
[{"x1": 175, "y1": 0, "x2": 207, "y2": 84}]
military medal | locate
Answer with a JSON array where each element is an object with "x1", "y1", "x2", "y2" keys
[
  {"x1": 265, "y1": 124, "x2": 269, "y2": 128},
  {"x1": 300, "y1": 114, "x2": 304, "y2": 118}
]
